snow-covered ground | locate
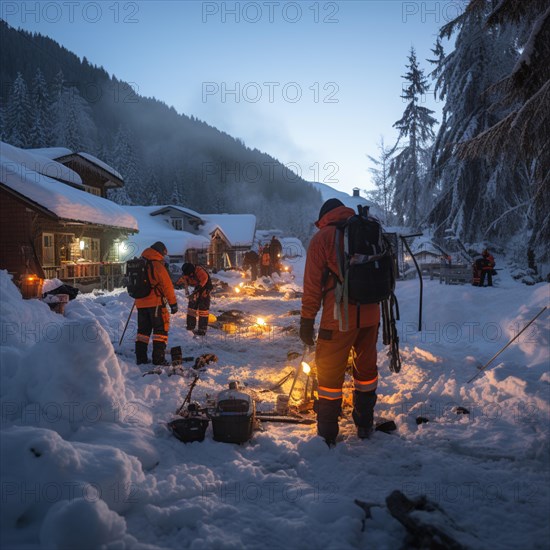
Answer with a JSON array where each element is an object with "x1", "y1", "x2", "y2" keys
[{"x1": 1, "y1": 252, "x2": 549, "y2": 549}]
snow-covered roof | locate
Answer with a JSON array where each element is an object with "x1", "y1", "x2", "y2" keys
[
  {"x1": 27, "y1": 147, "x2": 73, "y2": 160},
  {"x1": 78, "y1": 152, "x2": 123, "y2": 181},
  {"x1": 0, "y1": 143, "x2": 138, "y2": 231},
  {"x1": 121, "y1": 206, "x2": 210, "y2": 257},
  {"x1": 202, "y1": 213, "x2": 257, "y2": 247},
  {"x1": 410, "y1": 235, "x2": 446, "y2": 256},
  {"x1": 150, "y1": 205, "x2": 204, "y2": 221},
  {"x1": 27, "y1": 147, "x2": 123, "y2": 184},
  {"x1": 3, "y1": 142, "x2": 83, "y2": 187}
]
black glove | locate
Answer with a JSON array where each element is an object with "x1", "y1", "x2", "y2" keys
[
  {"x1": 299, "y1": 317, "x2": 315, "y2": 346},
  {"x1": 169, "y1": 303, "x2": 178, "y2": 314}
]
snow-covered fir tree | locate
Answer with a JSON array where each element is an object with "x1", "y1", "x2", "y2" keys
[
  {"x1": 426, "y1": 3, "x2": 525, "y2": 244},
  {"x1": 170, "y1": 180, "x2": 182, "y2": 205},
  {"x1": 365, "y1": 137, "x2": 394, "y2": 225},
  {"x1": 143, "y1": 168, "x2": 162, "y2": 206},
  {"x1": 389, "y1": 48, "x2": 437, "y2": 228},
  {"x1": 52, "y1": 86, "x2": 97, "y2": 151},
  {"x1": 29, "y1": 68, "x2": 51, "y2": 148},
  {"x1": 109, "y1": 125, "x2": 141, "y2": 204},
  {"x1": 456, "y1": 0, "x2": 550, "y2": 258},
  {"x1": 5, "y1": 72, "x2": 32, "y2": 147}
]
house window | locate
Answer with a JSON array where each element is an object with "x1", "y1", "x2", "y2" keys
[
  {"x1": 80, "y1": 237, "x2": 101, "y2": 262},
  {"x1": 171, "y1": 218, "x2": 184, "y2": 231},
  {"x1": 84, "y1": 185, "x2": 102, "y2": 196},
  {"x1": 57, "y1": 233, "x2": 75, "y2": 263},
  {"x1": 42, "y1": 233, "x2": 55, "y2": 266}
]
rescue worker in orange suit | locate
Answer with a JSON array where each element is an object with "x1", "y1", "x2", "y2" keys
[
  {"x1": 300, "y1": 198, "x2": 380, "y2": 446},
  {"x1": 176, "y1": 263, "x2": 212, "y2": 336},
  {"x1": 135, "y1": 241, "x2": 178, "y2": 365},
  {"x1": 260, "y1": 244, "x2": 271, "y2": 277},
  {"x1": 479, "y1": 249, "x2": 496, "y2": 287}
]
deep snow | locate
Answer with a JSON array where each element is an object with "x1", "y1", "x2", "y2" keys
[{"x1": 0, "y1": 251, "x2": 549, "y2": 549}]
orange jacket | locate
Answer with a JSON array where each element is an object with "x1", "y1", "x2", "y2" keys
[
  {"x1": 301, "y1": 205, "x2": 380, "y2": 330},
  {"x1": 135, "y1": 248, "x2": 177, "y2": 308},
  {"x1": 482, "y1": 253, "x2": 495, "y2": 271},
  {"x1": 176, "y1": 265, "x2": 210, "y2": 295}
]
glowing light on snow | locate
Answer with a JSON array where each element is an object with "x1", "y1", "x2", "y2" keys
[{"x1": 302, "y1": 362, "x2": 311, "y2": 375}]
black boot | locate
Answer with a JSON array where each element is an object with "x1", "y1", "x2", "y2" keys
[
  {"x1": 152, "y1": 342, "x2": 168, "y2": 366},
  {"x1": 316, "y1": 398, "x2": 342, "y2": 446},
  {"x1": 135, "y1": 341, "x2": 150, "y2": 365},
  {"x1": 353, "y1": 390, "x2": 377, "y2": 439},
  {"x1": 197, "y1": 316, "x2": 208, "y2": 335}
]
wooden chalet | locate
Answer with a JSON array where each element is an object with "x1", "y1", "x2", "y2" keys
[
  {"x1": 121, "y1": 207, "x2": 257, "y2": 272},
  {"x1": 0, "y1": 142, "x2": 138, "y2": 290},
  {"x1": 202, "y1": 214, "x2": 257, "y2": 271}
]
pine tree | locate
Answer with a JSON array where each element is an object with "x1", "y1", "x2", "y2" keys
[
  {"x1": 110, "y1": 125, "x2": 141, "y2": 203},
  {"x1": 426, "y1": 5, "x2": 523, "y2": 244},
  {"x1": 457, "y1": 0, "x2": 550, "y2": 257},
  {"x1": 5, "y1": 72, "x2": 32, "y2": 147},
  {"x1": 389, "y1": 48, "x2": 437, "y2": 228},
  {"x1": 142, "y1": 167, "x2": 162, "y2": 206},
  {"x1": 29, "y1": 68, "x2": 51, "y2": 147},
  {"x1": 52, "y1": 86, "x2": 97, "y2": 151},
  {"x1": 170, "y1": 180, "x2": 182, "y2": 205},
  {"x1": 365, "y1": 137, "x2": 394, "y2": 224}
]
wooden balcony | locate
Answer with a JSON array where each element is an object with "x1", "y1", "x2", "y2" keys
[{"x1": 42, "y1": 261, "x2": 126, "y2": 290}]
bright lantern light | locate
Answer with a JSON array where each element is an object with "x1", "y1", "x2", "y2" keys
[
  {"x1": 301, "y1": 362, "x2": 311, "y2": 375},
  {"x1": 256, "y1": 317, "x2": 266, "y2": 326},
  {"x1": 79, "y1": 240, "x2": 85, "y2": 250},
  {"x1": 234, "y1": 287, "x2": 241, "y2": 293}
]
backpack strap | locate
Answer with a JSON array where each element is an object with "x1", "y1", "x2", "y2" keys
[
  {"x1": 333, "y1": 224, "x2": 350, "y2": 332},
  {"x1": 147, "y1": 258, "x2": 167, "y2": 302}
]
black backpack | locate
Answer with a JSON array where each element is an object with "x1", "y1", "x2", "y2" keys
[
  {"x1": 333, "y1": 207, "x2": 397, "y2": 330},
  {"x1": 126, "y1": 257, "x2": 153, "y2": 299}
]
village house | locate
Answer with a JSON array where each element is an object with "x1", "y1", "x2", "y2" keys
[
  {"x1": 122, "y1": 206, "x2": 257, "y2": 272},
  {"x1": 0, "y1": 142, "x2": 138, "y2": 290}
]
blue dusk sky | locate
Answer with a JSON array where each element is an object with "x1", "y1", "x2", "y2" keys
[{"x1": 2, "y1": 1, "x2": 462, "y2": 195}]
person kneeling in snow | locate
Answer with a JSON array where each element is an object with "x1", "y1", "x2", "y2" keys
[
  {"x1": 300, "y1": 199, "x2": 380, "y2": 446},
  {"x1": 176, "y1": 263, "x2": 212, "y2": 336},
  {"x1": 135, "y1": 241, "x2": 178, "y2": 365}
]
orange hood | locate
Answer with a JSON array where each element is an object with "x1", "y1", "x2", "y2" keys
[
  {"x1": 315, "y1": 205, "x2": 355, "y2": 229},
  {"x1": 142, "y1": 248, "x2": 166, "y2": 262}
]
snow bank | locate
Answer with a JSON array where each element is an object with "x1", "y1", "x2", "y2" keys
[
  {"x1": 0, "y1": 272, "x2": 153, "y2": 547},
  {"x1": 1, "y1": 272, "x2": 129, "y2": 438},
  {"x1": 40, "y1": 498, "x2": 127, "y2": 550},
  {"x1": 1, "y1": 426, "x2": 144, "y2": 533}
]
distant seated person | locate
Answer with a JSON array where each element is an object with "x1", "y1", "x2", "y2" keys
[
  {"x1": 480, "y1": 249, "x2": 495, "y2": 287},
  {"x1": 176, "y1": 263, "x2": 213, "y2": 335}
]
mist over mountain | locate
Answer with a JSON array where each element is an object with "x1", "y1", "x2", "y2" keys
[{"x1": 0, "y1": 20, "x2": 322, "y2": 242}]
